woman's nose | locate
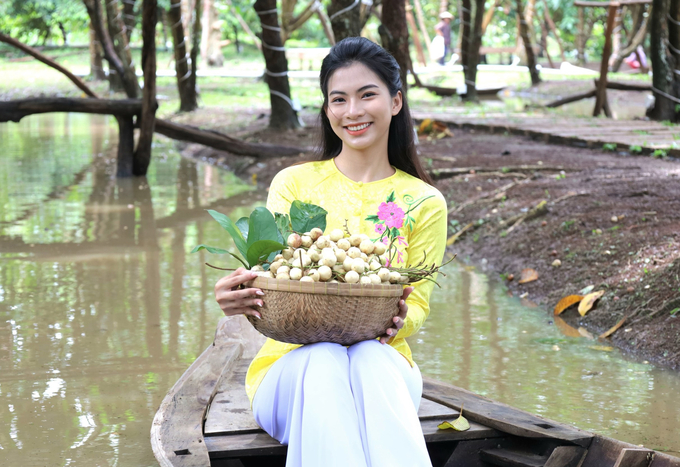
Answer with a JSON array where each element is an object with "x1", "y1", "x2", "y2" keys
[{"x1": 346, "y1": 99, "x2": 365, "y2": 119}]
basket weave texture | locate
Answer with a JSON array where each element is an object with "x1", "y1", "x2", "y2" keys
[{"x1": 244, "y1": 277, "x2": 403, "y2": 346}]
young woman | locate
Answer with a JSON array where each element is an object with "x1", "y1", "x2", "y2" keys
[{"x1": 214, "y1": 37, "x2": 447, "y2": 467}]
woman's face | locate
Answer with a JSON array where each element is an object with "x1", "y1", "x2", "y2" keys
[{"x1": 325, "y1": 62, "x2": 402, "y2": 155}]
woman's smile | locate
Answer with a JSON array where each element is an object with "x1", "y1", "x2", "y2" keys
[{"x1": 345, "y1": 122, "x2": 372, "y2": 135}]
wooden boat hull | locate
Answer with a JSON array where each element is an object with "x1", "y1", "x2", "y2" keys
[{"x1": 151, "y1": 317, "x2": 680, "y2": 467}]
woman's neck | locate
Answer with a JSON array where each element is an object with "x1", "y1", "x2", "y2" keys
[{"x1": 334, "y1": 149, "x2": 395, "y2": 183}]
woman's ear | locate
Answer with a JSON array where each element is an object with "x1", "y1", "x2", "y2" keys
[{"x1": 391, "y1": 91, "x2": 403, "y2": 116}]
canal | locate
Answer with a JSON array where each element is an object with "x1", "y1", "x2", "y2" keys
[{"x1": 1, "y1": 114, "x2": 678, "y2": 466}]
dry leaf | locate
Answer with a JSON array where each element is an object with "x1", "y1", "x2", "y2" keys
[
  {"x1": 553, "y1": 316, "x2": 582, "y2": 338},
  {"x1": 599, "y1": 316, "x2": 628, "y2": 339},
  {"x1": 518, "y1": 268, "x2": 539, "y2": 284},
  {"x1": 588, "y1": 345, "x2": 614, "y2": 352},
  {"x1": 437, "y1": 405, "x2": 470, "y2": 432},
  {"x1": 553, "y1": 295, "x2": 584, "y2": 316},
  {"x1": 577, "y1": 327, "x2": 594, "y2": 339},
  {"x1": 579, "y1": 285, "x2": 595, "y2": 295},
  {"x1": 418, "y1": 118, "x2": 433, "y2": 135},
  {"x1": 578, "y1": 290, "x2": 605, "y2": 316}
]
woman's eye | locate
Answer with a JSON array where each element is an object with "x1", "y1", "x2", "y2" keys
[
  {"x1": 363, "y1": 92, "x2": 376, "y2": 98},
  {"x1": 331, "y1": 98, "x2": 345, "y2": 103}
]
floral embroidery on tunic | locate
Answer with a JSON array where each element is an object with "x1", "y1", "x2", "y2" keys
[{"x1": 365, "y1": 191, "x2": 434, "y2": 265}]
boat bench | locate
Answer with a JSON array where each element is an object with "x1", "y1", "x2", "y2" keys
[{"x1": 203, "y1": 361, "x2": 504, "y2": 467}]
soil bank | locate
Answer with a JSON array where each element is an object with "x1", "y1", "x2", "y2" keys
[{"x1": 167, "y1": 107, "x2": 680, "y2": 371}]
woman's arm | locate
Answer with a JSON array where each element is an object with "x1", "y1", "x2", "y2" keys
[{"x1": 394, "y1": 194, "x2": 448, "y2": 339}]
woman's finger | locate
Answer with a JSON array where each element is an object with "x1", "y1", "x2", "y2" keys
[
  {"x1": 221, "y1": 297, "x2": 264, "y2": 313},
  {"x1": 216, "y1": 287, "x2": 264, "y2": 303},
  {"x1": 214, "y1": 269, "x2": 258, "y2": 293},
  {"x1": 224, "y1": 307, "x2": 262, "y2": 319}
]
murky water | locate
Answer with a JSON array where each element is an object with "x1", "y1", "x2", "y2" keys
[{"x1": 1, "y1": 115, "x2": 678, "y2": 466}]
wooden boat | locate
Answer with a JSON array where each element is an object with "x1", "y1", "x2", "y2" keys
[{"x1": 151, "y1": 317, "x2": 680, "y2": 467}]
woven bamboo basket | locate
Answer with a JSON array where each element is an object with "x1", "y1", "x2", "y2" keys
[{"x1": 243, "y1": 276, "x2": 404, "y2": 346}]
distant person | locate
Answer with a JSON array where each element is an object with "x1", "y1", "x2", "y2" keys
[
  {"x1": 434, "y1": 12, "x2": 453, "y2": 65},
  {"x1": 624, "y1": 46, "x2": 648, "y2": 70}
]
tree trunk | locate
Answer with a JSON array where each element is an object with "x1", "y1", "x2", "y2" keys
[
  {"x1": 648, "y1": 0, "x2": 678, "y2": 121},
  {"x1": 329, "y1": 0, "x2": 363, "y2": 42},
  {"x1": 316, "y1": 9, "x2": 336, "y2": 45},
  {"x1": 187, "y1": 0, "x2": 202, "y2": 107},
  {"x1": 460, "y1": 0, "x2": 472, "y2": 74},
  {"x1": 413, "y1": 0, "x2": 432, "y2": 59},
  {"x1": 84, "y1": 0, "x2": 140, "y2": 98},
  {"x1": 577, "y1": 6, "x2": 586, "y2": 66},
  {"x1": 611, "y1": 6, "x2": 622, "y2": 67},
  {"x1": 105, "y1": 0, "x2": 141, "y2": 96},
  {"x1": 481, "y1": 0, "x2": 500, "y2": 35},
  {"x1": 380, "y1": 0, "x2": 412, "y2": 93},
  {"x1": 516, "y1": 0, "x2": 540, "y2": 85},
  {"x1": 132, "y1": 0, "x2": 158, "y2": 176},
  {"x1": 168, "y1": 0, "x2": 198, "y2": 111},
  {"x1": 200, "y1": 0, "x2": 212, "y2": 65},
  {"x1": 89, "y1": 22, "x2": 107, "y2": 80},
  {"x1": 405, "y1": 2, "x2": 426, "y2": 67},
  {"x1": 462, "y1": 0, "x2": 485, "y2": 101},
  {"x1": 122, "y1": 0, "x2": 138, "y2": 41},
  {"x1": 254, "y1": 0, "x2": 301, "y2": 130}
]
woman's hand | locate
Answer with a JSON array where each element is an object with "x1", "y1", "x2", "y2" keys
[
  {"x1": 214, "y1": 268, "x2": 264, "y2": 319},
  {"x1": 379, "y1": 286, "x2": 414, "y2": 345}
]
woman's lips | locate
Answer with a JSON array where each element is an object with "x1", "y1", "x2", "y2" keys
[{"x1": 344, "y1": 122, "x2": 372, "y2": 136}]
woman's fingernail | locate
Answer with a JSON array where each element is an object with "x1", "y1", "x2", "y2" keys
[
  {"x1": 256, "y1": 301, "x2": 263, "y2": 307},
  {"x1": 256, "y1": 313, "x2": 262, "y2": 319},
  {"x1": 256, "y1": 290, "x2": 265, "y2": 296},
  {"x1": 400, "y1": 300, "x2": 405, "y2": 306}
]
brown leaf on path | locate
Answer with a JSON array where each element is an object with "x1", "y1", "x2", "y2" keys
[
  {"x1": 588, "y1": 345, "x2": 614, "y2": 352},
  {"x1": 553, "y1": 316, "x2": 582, "y2": 338},
  {"x1": 518, "y1": 268, "x2": 539, "y2": 284},
  {"x1": 599, "y1": 316, "x2": 628, "y2": 339},
  {"x1": 553, "y1": 294, "x2": 584, "y2": 315},
  {"x1": 578, "y1": 290, "x2": 605, "y2": 316}
]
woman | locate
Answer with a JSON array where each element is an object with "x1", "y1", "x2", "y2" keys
[{"x1": 214, "y1": 37, "x2": 447, "y2": 467}]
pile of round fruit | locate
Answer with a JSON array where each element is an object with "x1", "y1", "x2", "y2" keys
[{"x1": 251, "y1": 227, "x2": 410, "y2": 285}]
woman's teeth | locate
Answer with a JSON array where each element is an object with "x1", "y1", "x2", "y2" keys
[{"x1": 346, "y1": 123, "x2": 371, "y2": 131}]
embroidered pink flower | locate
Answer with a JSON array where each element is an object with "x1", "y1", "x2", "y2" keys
[
  {"x1": 377, "y1": 202, "x2": 405, "y2": 229},
  {"x1": 396, "y1": 251, "x2": 404, "y2": 264},
  {"x1": 374, "y1": 223, "x2": 386, "y2": 234},
  {"x1": 396, "y1": 236, "x2": 408, "y2": 247},
  {"x1": 381, "y1": 237, "x2": 390, "y2": 245}
]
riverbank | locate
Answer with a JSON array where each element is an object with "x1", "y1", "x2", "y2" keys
[{"x1": 166, "y1": 105, "x2": 680, "y2": 370}]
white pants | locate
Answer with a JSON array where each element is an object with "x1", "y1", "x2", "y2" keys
[{"x1": 252, "y1": 340, "x2": 432, "y2": 467}]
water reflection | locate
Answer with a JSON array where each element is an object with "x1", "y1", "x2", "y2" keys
[
  {"x1": 0, "y1": 114, "x2": 259, "y2": 465},
  {"x1": 416, "y1": 266, "x2": 680, "y2": 455},
  {"x1": 1, "y1": 114, "x2": 678, "y2": 466}
]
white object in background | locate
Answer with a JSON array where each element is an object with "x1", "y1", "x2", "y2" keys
[{"x1": 430, "y1": 36, "x2": 445, "y2": 62}]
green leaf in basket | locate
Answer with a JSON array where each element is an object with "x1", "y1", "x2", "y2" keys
[
  {"x1": 235, "y1": 217, "x2": 250, "y2": 242},
  {"x1": 191, "y1": 244, "x2": 249, "y2": 269},
  {"x1": 437, "y1": 405, "x2": 470, "y2": 432},
  {"x1": 275, "y1": 212, "x2": 291, "y2": 240},
  {"x1": 246, "y1": 240, "x2": 288, "y2": 268},
  {"x1": 290, "y1": 200, "x2": 327, "y2": 233},
  {"x1": 247, "y1": 207, "x2": 281, "y2": 247},
  {"x1": 207, "y1": 209, "x2": 248, "y2": 259}
]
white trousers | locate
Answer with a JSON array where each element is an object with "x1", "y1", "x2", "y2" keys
[{"x1": 252, "y1": 340, "x2": 433, "y2": 467}]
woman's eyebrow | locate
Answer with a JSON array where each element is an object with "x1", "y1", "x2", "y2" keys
[{"x1": 329, "y1": 84, "x2": 380, "y2": 96}]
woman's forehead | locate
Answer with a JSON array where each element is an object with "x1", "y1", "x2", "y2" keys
[{"x1": 327, "y1": 62, "x2": 386, "y2": 92}]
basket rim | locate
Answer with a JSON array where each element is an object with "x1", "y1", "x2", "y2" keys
[{"x1": 245, "y1": 276, "x2": 404, "y2": 297}]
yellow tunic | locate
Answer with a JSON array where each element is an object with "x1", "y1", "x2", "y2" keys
[{"x1": 245, "y1": 159, "x2": 448, "y2": 403}]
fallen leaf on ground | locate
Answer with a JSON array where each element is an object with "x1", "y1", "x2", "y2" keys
[
  {"x1": 553, "y1": 316, "x2": 582, "y2": 338},
  {"x1": 518, "y1": 268, "x2": 539, "y2": 284},
  {"x1": 588, "y1": 345, "x2": 614, "y2": 352},
  {"x1": 578, "y1": 327, "x2": 594, "y2": 339},
  {"x1": 599, "y1": 316, "x2": 628, "y2": 339},
  {"x1": 554, "y1": 295, "x2": 584, "y2": 316},
  {"x1": 579, "y1": 285, "x2": 595, "y2": 295},
  {"x1": 578, "y1": 290, "x2": 605, "y2": 316},
  {"x1": 437, "y1": 405, "x2": 470, "y2": 432}
]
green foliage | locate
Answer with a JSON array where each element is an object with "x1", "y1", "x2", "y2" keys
[
  {"x1": 289, "y1": 200, "x2": 328, "y2": 233},
  {"x1": 0, "y1": 0, "x2": 88, "y2": 45},
  {"x1": 629, "y1": 145, "x2": 643, "y2": 154},
  {"x1": 652, "y1": 149, "x2": 668, "y2": 159},
  {"x1": 602, "y1": 143, "x2": 617, "y2": 152}
]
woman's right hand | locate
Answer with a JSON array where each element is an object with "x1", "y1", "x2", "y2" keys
[{"x1": 214, "y1": 268, "x2": 264, "y2": 319}]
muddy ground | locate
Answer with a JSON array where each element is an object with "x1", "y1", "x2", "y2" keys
[{"x1": 167, "y1": 106, "x2": 680, "y2": 370}]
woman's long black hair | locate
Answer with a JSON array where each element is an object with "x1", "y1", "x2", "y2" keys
[{"x1": 317, "y1": 37, "x2": 434, "y2": 185}]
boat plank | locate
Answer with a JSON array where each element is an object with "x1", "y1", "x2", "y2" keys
[
  {"x1": 205, "y1": 419, "x2": 503, "y2": 459},
  {"x1": 150, "y1": 339, "x2": 242, "y2": 467},
  {"x1": 422, "y1": 378, "x2": 593, "y2": 447},
  {"x1": 613, "y1": 448, "x2": 654, "y2": 467},
  {"x1": 544, "y1": 446, "x2": 588, "y2": 467}
]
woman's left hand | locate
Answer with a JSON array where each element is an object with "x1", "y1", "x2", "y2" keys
[{"x1": 379, "y1": 287, "x2": 414, "y2": 345}]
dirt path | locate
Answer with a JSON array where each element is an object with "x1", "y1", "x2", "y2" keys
[{"x1": 169, "y1": 107, "x2": 680, "y2": 370}]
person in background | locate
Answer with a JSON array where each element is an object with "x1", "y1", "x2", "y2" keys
[{"x1": 434, "y1": 11, "x2": 453, "y2": 65}]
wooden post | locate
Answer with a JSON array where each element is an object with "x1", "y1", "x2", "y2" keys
[
  {"x1": 116, "y1": 115, "x2": 135, "y2": 177},
  {"x1": 577, "y1": 6, "x2": 585, "y2": 65},
  {"x1": 593, "y1": 3, "x2": 618, "y2": 117}
]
